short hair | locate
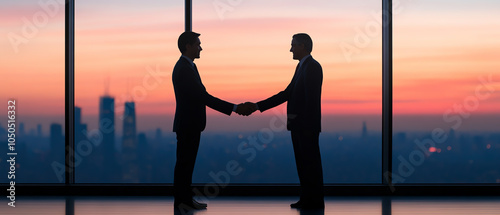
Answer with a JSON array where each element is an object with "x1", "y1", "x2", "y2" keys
[
  {"x1": 178, "y1": 31, "x2": 201, "y2": 53},
  {"x1": 293, "y1": 33, "x2": 313, "y2": 53}
]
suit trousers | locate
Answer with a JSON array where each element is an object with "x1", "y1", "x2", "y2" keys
[
  {"x1": 291, "y1": 130, "x2": 324, "y2": 202},
  {"x1": 173, "y1": 131, "x2": 201, "y2": 201}
]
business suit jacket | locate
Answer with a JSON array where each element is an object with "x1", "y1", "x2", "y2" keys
[
  {"x1": 172, "y1": 56, "x2": 234, "y2": 132},
  {"x1": 257, "y1": 56, "x2": 322, "y2": 132}
]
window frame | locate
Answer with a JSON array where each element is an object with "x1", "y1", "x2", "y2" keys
[{"x1": 2, "y1": 0, "x2": 499, "y2": 195}]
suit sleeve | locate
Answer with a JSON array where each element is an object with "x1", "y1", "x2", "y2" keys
[
  {"x1": 204, "y1": 92, "x2": 234, "y2": 116},
  {"x1": 256, "y1": 79, "x2": 293, "y2": 113}
]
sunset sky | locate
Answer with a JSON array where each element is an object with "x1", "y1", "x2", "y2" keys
[{"x1": 1, "y1": 0, "x2": 500, "y2": 133}]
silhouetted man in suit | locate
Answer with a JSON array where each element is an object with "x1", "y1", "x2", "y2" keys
[
  {"x1": 172, "y1": 31, "x2": 254, "y2": 210},
  {"x1": 246, "y1": 33, "x2": 324, "y2": 209}
]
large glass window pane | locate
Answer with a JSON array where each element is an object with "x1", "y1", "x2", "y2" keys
[
  {"x1": 393, "y1": 0, "x2": 500, "y2": 183},
  {"x1": 0, "y1": 0, "x2": 65, "y2": 183},
  {"x1": 75, "y1": 1, "x2": 183, "y2": 183},
  {"x1": 192, "y1": 0, "x2": 382, "y2": 184}
]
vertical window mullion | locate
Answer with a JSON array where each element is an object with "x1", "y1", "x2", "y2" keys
[
  {"x1": 382, "y1": 0, "x2": 393, "y2": 187},
  {"x1": 185, "y1": 0, "x2": 192, "y2": 31},
  {"x1": 65, "y1": 0, "x2": 75, "y2": 185}
]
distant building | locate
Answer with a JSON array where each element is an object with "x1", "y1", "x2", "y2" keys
[
  {"x1": 137, "y1": 132, "x2": 152, "y2": 182},
  {"x1": 99, "y1": 95, "x2": 116, "y2": 162},
  {"x1": 74, "y1": 106, "x2": 88, "y2": 145},
  {"x1": 122, "y1": 102, "x2": 137, "y2": 152},
  {"x1": 137, "y1": 132, "x2": 147, "y2": 157},
  {"x1": 50, "y1": 123, "x2": 64, "y2": 162},
  {"x1": 98, "y1": 95, "x2": 119, "y2": 181},
  {"x1": 122, "y1": 101, "x2": 139, "y2": 182}
]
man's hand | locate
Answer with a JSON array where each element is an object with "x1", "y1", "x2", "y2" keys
[{"x1": 235, "y1": 102, "x2": 257, "y2": 116}]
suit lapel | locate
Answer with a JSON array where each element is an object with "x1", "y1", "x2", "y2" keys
[
  {"x1": 192, "y1": 63, "x2": 203, "y2": 85},
  {"x1": 293, "y1": 56, "x2": 312, "y2": 88},
  {"x1": 291, "y1": 63, "x2": 301, "y2": 84},
  {"x1": 180, "y1": 56, "x2": 203, "y2": 85}
]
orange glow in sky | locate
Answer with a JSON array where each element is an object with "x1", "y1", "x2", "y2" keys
[{"x1": 2, "y1": 0, "x2": 500, "y2": 132}]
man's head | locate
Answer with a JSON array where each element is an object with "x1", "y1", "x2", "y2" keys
[
  {"x1": 178, "y1": 31, "x2": 202, "y2": 60},
  {"x1": 290, "y1": 33, "x2": 313, "y2": 60}
]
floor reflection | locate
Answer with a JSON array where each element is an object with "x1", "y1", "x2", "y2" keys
[
  {"x1": 1, "y1": 196, "x2": 499, "y2": 215},
  {"x1": 174, "y1": 208, "x2": 206, "y2": 215},
  {"x1": 295, "y1": 208, "x2": 325, "y2": 215},
  {"x1": 0, "y1": 197, "x2": 66, "y2": 215},
  {"x1": 392, "y1": 197, "x2": 500, "y2": 215}
]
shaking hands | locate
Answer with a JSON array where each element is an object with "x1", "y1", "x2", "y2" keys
[{"x1": 235, "y1": 102, "x2": 257, "y2": 116}]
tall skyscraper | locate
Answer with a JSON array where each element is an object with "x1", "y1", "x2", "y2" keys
[
  {"x1": 98, "y1": 95, "x2": 117, "y2": 181},
  {"x1": 122, "y1": 101, "x2": 137, "y2": 151},
  {"x1": 99, "y1": 95, "x2": 115, "y2": 156},
  {"x1": 122, "y1": 101, "x2": 138, "y2": 182}
]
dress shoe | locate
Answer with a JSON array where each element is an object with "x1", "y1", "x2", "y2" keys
[
  {"x1": 290, "y1": 200, "x2": 303, "y2": 208},
  {"x1": 174, "y1": 199, "x2": 207, "y2": 210},
  {"x1": 192, "y1": 199, "x2": 207, "y2": 207}
]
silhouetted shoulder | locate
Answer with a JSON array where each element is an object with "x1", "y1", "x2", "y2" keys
[
  {"x1": 310, "y1": 58, "x2": 322, "y2": 69},
  {"x1": 173, "y1": 57, "x2": 189, "y2": 72},
  {"x1": 307, "y1": 58, "x2": 323, "y2": 77}
]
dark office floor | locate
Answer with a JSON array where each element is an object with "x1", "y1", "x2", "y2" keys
[{"x1": 1, "y1": 196, "x2": 500, "y2": 215}]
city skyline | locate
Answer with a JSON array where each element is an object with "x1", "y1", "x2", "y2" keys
[
  {"x1": 1, "y1": 83, "x2": 498, "y2": 184},
  {"x1": 4, "y1": 111, "x2": 499, "y2": 136},
  {"x1": 1, "y1": 115, "x2": 498, "y2": 184}
]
